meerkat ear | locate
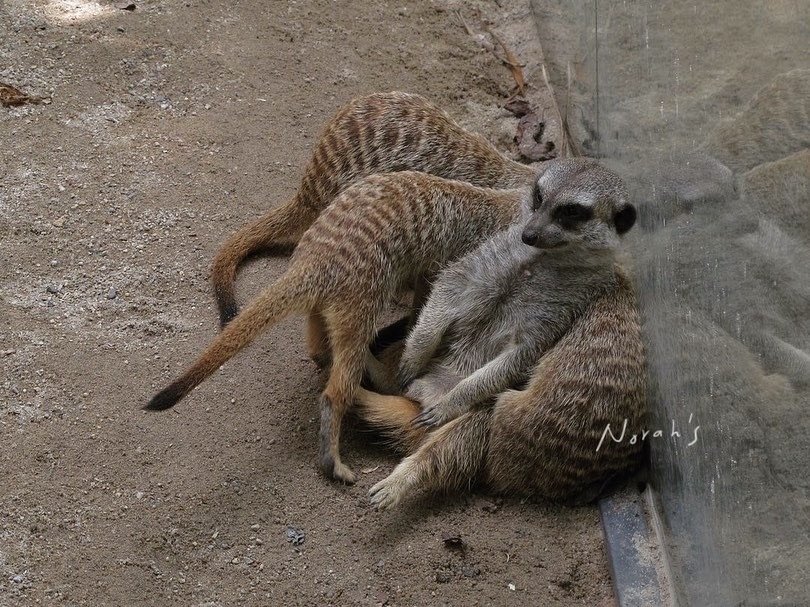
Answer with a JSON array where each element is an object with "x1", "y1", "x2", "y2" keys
[{"x1": 614, "y1": 204, "x2": 637, "y2": 235}]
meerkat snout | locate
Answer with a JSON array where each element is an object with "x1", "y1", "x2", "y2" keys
[{"x1": 521, "y1": 221, "x2": 564, "y2": 249}]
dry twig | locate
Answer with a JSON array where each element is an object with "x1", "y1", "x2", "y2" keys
[
  {"x1": 454, "y1": 10, "x2": 526, "y2": 97},
  {"x1": 483, "y1": 25, "x2": 527, "y2": 97},
  {"x1": 539, "y1": 61, "x2": 581, "y2": 158}
]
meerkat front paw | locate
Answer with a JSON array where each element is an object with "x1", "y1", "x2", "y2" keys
[{"x1": 412, "y1": 399, "x2": 463, "y2": 428}]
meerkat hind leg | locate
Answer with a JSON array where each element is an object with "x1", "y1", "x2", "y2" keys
[
  {"x1": 318, "y1": 312, "x2": 375, "y2": 484},
  {"x1": 369, "y1": 409, "x2": 491, "y2": 510},
  {"x1": 306, "y1": 310, "x2": 331, "y2": 368}
]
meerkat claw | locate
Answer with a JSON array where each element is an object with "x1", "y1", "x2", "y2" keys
[
  {"x1": 412, "y1": 409, "x2": 440, "y2": 428},
  {"x1": 369, "y1": 478, "x2": 400, "y2": 511}
]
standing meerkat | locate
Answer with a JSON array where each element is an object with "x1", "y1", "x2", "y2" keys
[
  {"x1": 358, "y1": 269, "x2": 646, "y2": 509},
  {"x1": 148, "y1": 170, "x2": 529, "y2": 484},
  {"x1": 211, "y1": 91, "x2": 536, "y2": 327},
  {"x1": 147, "y1": 160, "x2": 631, "y2": 485}
]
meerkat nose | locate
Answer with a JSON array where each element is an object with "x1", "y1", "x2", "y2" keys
[{"x1": 521, "y1": 230, "x2": 537, "y2": 246}]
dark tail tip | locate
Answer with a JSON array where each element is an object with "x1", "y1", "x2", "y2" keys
[
  {"x1": 218, "y1": 301, "x2": 239, "y2": 328},
  {"x1": 144, "y1": 381, "x2": 188, "y2": 411},
  {"x1": 214, "y1": 283, "x2": 239, "y2": 328}
]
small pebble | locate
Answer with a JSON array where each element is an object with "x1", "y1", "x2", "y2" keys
[
  {"x1": 285, "y1": 526, "x2": 305, "y2": 546},
  {"x1": 106, "y1": 288, "x2": 117, "y2": 300},
  {"x1": 46, "y1": 285, "x2": 61, "y2": 294},
  {"x1": 12, "y1": 575, "x2": 24, "y2": 584},
  {"x1": 461, "y1": 564, "x2": 480, "y2": 578},
  {"x1": 435, "y1": 571, "x2": 451, "y2": 584}
]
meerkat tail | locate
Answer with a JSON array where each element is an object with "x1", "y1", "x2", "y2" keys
[
  {"x1": 211, "y1": 198, "x2": 319, "y2": 327},
  {"x1": 146, "y1": 272, "x2": 311, "y2": 411},
  {"x1": 355, "y1": 387, "x2": 427, "y2": 452}
]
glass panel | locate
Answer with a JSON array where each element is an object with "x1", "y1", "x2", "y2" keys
[{"x1": 534, "y1": 1, "x2": 809, "y2": 603}]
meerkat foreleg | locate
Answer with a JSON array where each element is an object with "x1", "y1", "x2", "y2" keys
[
  {"x1": 364, "y1": 351, "x2": 399, "y2": 394},
  {"x1": 413, "y1": 345, "x2": 536, "y2": 427},
  {"x1": 411, "y1": 274, "x2": 433, "y2": 311},
  {"x1": 369, "y1": 409, "x2": 492, "y2": 511},
  {"x1": 397, "y1": 285, "x2": 459, "y2": 387}
]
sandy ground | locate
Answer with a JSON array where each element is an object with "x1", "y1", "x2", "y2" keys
[{"x1": 0, "y1": 1, "x2": 613, "y2": 605}]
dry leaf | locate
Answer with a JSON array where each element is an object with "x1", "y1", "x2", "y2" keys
[
  {"x1": 503, "y1": 97, "x2": 532, "y2": 118},
  {"x1": 1, "y1": 82, "x2": 46, "y2": 107},
  {"x1": 441, "y1": 532, "x2": 465, "y2": 550}
]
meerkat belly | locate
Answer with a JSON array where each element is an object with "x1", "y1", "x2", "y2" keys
[
  {"x1": 447, "y1": 259, "x2": 605, "y2": 375},
  {"x1": 444, "y1": 254, "x2": 557, "y2": 372}
]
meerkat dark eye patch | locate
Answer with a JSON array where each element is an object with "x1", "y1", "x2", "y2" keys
[
  {"x1": 552, "y1": 203, "x2": 593, "y2": 227},
  {"x1": 614, "y1": 205, "x2": 637, "y2": 235},
  {"x1": 531, "y1": 184, "x2": 544, "y2": 210}
]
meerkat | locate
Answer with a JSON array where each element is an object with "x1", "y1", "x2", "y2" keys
[
  {"x1": 147, "y1": 170, "x2": 530, "y2": 484},
  {"x1": 357, "y1": 268, "x2": 646, "y2": 509},
  {"x1": 353, "y1": 160, "x2": 640, "y2": 506},
  {"x1": 392, "y1": 158, "x2": 636, "y2": 429},
  {"x1": 210, "y1": 91, "x2": 536, "y2": 327},
  {"x1": 147, "y1": 159, "x2": 631, "y2": 485}
]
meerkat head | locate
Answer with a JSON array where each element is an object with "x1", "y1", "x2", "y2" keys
[{"x1": 521, "y1": 158, "x2": 636, "y2": 253}]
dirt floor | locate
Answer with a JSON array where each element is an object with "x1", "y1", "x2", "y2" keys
[{"x1": 0, "y1": 1, "x2": 614, "y2": 605}]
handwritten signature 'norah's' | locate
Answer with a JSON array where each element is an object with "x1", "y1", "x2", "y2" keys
[{"x1": 596, "y1": 414, "x2": 700, "y2": 451}]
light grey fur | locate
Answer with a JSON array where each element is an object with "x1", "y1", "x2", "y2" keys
[{"x1": 396, "y1": 159, "x2": 633, "y2": 427}]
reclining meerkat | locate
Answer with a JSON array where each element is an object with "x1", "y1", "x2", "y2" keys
[
  {"x1": 147, "y1": 159, "x2": 631, "y2": 485},
  {"x1": 393, "y1": 159, "x2": 636, "y2": 430},
  {"x1": 354, "y1": 161, "x2": 642, "y2": 507},
  {"x1": 358, "y1": 269, "x2": 647, "y2": 509},
  {"x1": 211, "y1": 91, "x2": 536, "y2": 327}
]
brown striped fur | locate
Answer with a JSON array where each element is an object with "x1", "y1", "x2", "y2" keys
[
  {"x1": 360, "y1": 270, "x2": 647, "y2": 508},
  {"x1": 148, "y1": 170, "x2": 530, "y2": 483},
  {"x1": 210, "y1": 92, "x2": 535, "y2": 326}
]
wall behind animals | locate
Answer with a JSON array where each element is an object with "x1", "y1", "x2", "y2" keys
[{"x1": 533, "y1": 0, "x2": 810, "y2": 603}]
